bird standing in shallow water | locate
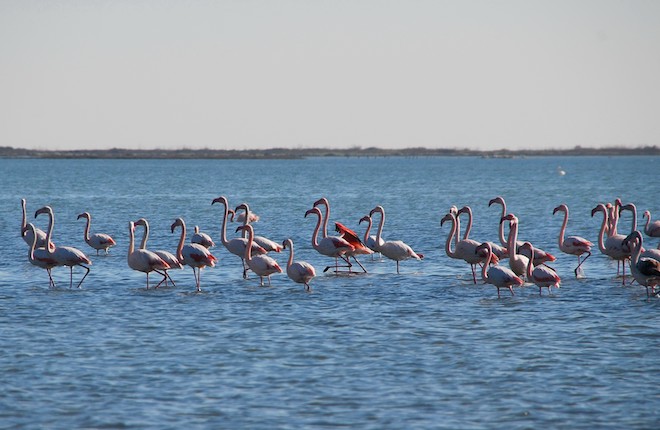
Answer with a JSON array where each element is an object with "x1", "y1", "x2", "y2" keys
[{"x1": 77, "y1": 211, "x2": 116, "y2": 255}]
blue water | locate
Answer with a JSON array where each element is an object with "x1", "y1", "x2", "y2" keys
[{"x1": 0, "y1": 156, "x2": 658, "y2": 429}]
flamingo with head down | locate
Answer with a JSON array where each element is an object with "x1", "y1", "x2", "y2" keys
[
  {"x1": 171, "y1": 217, "x2": 218, "y2": 292},
  {"x1": 35, "y1": 206, "x2": 91, "y2": 289},
  {"x1": 553, "y1": 204, "x2": 593, "y2": 277},
  {"x1": 369, "y1": 205, "x2": 423, "y2": 274},
  {"x1": 191, "y1": 226, "x2": 215, "y2": 249},
  {"x1": 77, "y1": 211, "x2": 116, "y2": 255}
]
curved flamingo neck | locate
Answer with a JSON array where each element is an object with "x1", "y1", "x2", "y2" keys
[
  {"x1": 362, "y1": 217, "x2": 372, "y2": 243},
  {"x1": 557, "y1": 208, "x2": 568, "y2": 248},
  {"x1": 460, "y1": 207, "x2": 473, "y2": 240},
  {"x1": 22, "y1": 199, "x2": 27, "y2": 230},
  {"x1": 243, "y1": 226, "x2": 254, "y2": 261},
  {"x1": 443, "y1": 215, "x2": 457, "y2": 258},
  {"x1": 374, "y1": 209, "x2": 385, "y2": 244},
  {"x1": 481, "y1": 245, "x2": 492, "y2": 281},
  {"x1": 285, "y1": 240, "x2": 294, "y2": 268},
  {"x1": 82, "y1": 215, "x2": 92, "y2": 242},
  {"x1": 139, "y1": 220, "x2": 149, "y2": 249},
  {"x1": 523, "y1": 244, "x2": 534, "y2": 279},
  {"x1": 175, "y1": 222, "x2": 186, "y2": 261},
  {"x1": 216, "y1": 199, "x2": 230, "y2": 246},
  {"x1": 594, "y1": 206, "x2": 608, "y2": 253},
  {"x1": 127, "y1": 223, "x2": 135, "y2": 259},
  {"x1": 623, "y1": 204, "x2": 637, "y2": 234},
  {"x1": 42, "y1": 209, "x2": 55, "y2": 256},
  {"x1": 507, "y1": 218, "x2": 519, "y2": 259},
  {"x1": 495, "y1": 201, "x2": 507, "y2": 246},
  {"x1": 309, "y1": 212, "x2": 322, "y2": 249},
  {"x1": 26, "y1": 225, "x2": 36, "y2": 262},
  {"x1": 316, "y1": 200, "x2": 330, "y2": 238}
]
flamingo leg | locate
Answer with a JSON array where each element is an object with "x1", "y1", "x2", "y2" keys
[
  {"x1": 574, "y1": 252, "x2": 591, "y2": 277},
  {"x1": 396, "y1": 261, "x2": 400, "y2": 275},
  {"x1": 165, "y1": 270, "x2": 177, "y2": 287},
  {"x1": 153, "y1": 270, "x2": 167, "y2": 289},
  {"x1": 509, "y1": 286, "x2": 515, "y2": 296},
  {"x1": 351, "y1": 256, "x2": 367, "y2": 273},
  {"x1": 471, "y1": 264, "x2": 477, "y2": 284},
  {"x1": 47, "y1": 268, "x2": 56, "y2": 288},
  {"x1": 146, "y1": 272, "x2": 151, "y2": 289},
  {"x1": 75, "y1": 264, "x2": 90, "y2": 289}
]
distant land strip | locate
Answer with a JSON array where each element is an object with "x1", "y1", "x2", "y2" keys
[{"x1": 0, "y1": 145, "x2": 658, "y2": 159}]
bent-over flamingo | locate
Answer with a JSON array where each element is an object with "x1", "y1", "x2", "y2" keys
[{"x1": 192, "y1": 226, "x2": 215, "y2": 249}]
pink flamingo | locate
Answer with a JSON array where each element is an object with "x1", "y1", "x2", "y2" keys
[
  {"x1": 369, "y1": 205, "x2": 423, "y2": 274},
  {"x1": 457, "y1": 205, "x2": 507, "y2": 260},
  {"x1": 23, "y1": 223, "x2": 58, "y2": 288},
  {"x1": 498, "y1": 213, "x2": 555, "y2": 266},
  {"x1": 191, "y1": 226, "x2": 215, "y2": 249},
  {"x1": 77, "y1": 212, "x2": 116, "y2": 255},
  {"x1": 236, "y1": 225, "x2": 282, "y2": 286},
  {"x1": 212, "y1": 196, "x2": 267, "y2": 278},
  {"x1": 314, "y1": 197, "x2": 372, "y2": 272},
  {"x1": 21, "y1": 198, "x2": 49, "y2": 249},
  {"x1": 283, "y1": 238, "x2": 316, "y2": 291},
  {"x1": 488, "y1": 196, "x2": 509, "y2": 248},
  {"x1": 35, "y1": 206, "x2": 92, "y2": 289},
  {"x1": 553, "y1": 204, "x2": 593, "y2": 277},
  {"x1": 171, "y1": 218, "x2": 218, "y2": 292},
  {"x1": 441, "y1": 211, "x2": 497, "y2": 283},
  {"x1": 305, "y1": 207, "x2": 354, "y2": 273},
  {"x1": 235, "y1": 203, "x2": 283, "y2": 253},
  {"x1": 476, "y1": 242, "x2": 524, "y2": 298},
  {"x1": 520, "y1": 241, "x2": 561, "y2": 295},
  {"x1": 134, "y1": 218, "x2": 182, "y2": 287},
  {"x1": 623, "y1": 231, "x2": 660, "y2": 296},
  {"x1": 592, "y1": 203, "x2": 630, "y2": 284},
  {"x1": 501, "y1": 214, "x2": 530, "y2": 279},
  {"x1": 127, "y1": 221, "x2": 170, "y2": 289},
  {"x1": 642, "y1": 210, "x2": 660, "y2": 238},
  {"x1": 619, "y1": 203, "x2": 638, "y2": 235}
]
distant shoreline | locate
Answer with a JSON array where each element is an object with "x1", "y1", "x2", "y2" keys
[{"x1": 0, "y1": 145, "x2": 658, "y2": 159}]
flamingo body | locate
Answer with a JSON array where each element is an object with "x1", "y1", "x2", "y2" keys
[
  {"x1": 172, "y1": 218, "x2": 217, "y2": 292},
  {"x1": 623, "y1": 231, "x2": 660, "y2": 296},
  {"x1": 192, "y1": 226, "x2": 215, "y2": 248},
  {"x1": 283, "y1": 238, "x2": 316, "y2": 290},
  {"x1": 476, "y1": 242, "x2": 523, "y2": 297},
  {"x1": 21, "y1": 199, "x2": 49, "y2": 249},
  {"x1": 237, "y1": 224, "x2": 282, "y2": 286},
  {"x1": 369, "y1": 205, "x2": 422, "y2": 274},
  {"x1": 643, "y1": 210, "x2": 660, "y2": 238}
]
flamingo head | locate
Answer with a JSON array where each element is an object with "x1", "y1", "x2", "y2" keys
[
  {"x1": 211, "y1": 196, "x2": 228, "y2": 207},
  {"x1": 619, "y1": 203, "x2": 636, "y2": 214},
  {"x1": 235, "y1": 224, "x2": 252, "y2": 234},
  {"x1": 234, "y1": 203, "x2": 249, "y2": 216},
  {"x1": 313, "y1": 197, "x2": 329, "y2": 208},
  {"x1": 282, "y1": 238, "x2": 293, "y2": 250},
  {"x1": 643, "y1": 210, "x2": 651, "y2": 220},
  {"x1": 500, "y1": 213, "x2": 517, "y2": 225},
  {"x1": 457, "y1": 206, "x2": 471, "y2": 216},
  {"x1": 170, "y1": 218, "x2": 184, "y2": 233},
  {"x1": 488, "y1": 196, "x2": 505, "y2": 207},
  {"x1": 34, "y1": 206, "x2": 53, "y2": 218},
  {"x1": 552, "y1": 204, "x2": 567, "y2": 215},
  {"x1": 369, "y1": 206, "x2": 384, "y2": 217},
  {"x1": 440, "y1": 212, "x2": 454, "y2": 227},
  {"x1": 622, "y1": 231, "x2": 642, "y2": 251},
  {"x1": 76, "y1": 212, "x2": 91, "y2": 220},
  {"x1": 358, "y1": 215, "x2": 370, "y2": 225},
  {"x1": 134, "y1": 218, "x2": 148, "y2": 228},
  {"x1": 591, "y1": 204, "x2": 605, "y2": 217},
  {"x1": 305, "y1": 208, "x2": 321, "y2": 219}
]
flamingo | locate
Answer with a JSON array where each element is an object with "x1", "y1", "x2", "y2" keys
[
  {"x1": 23, "y1": 223, "x2": 58, "y2": 288},
  {"x1": 619, "y1": 203, "x2": 638, "y2": 235},
  {"x1": 127, "y1": 221, "x2": 170, "y2": 289},
  {"x1": 171, "y1": 217, "x2": 218, "y2": 292},
  {"x1": 191, "y1": 226, "x2": 215, "y2": 249},
  {"x1": 304, "y1": 207, "x2": 354, "y2": 273},
  {"x1": 236, "y1": 225, "x2": 282, "y2": 286},
  {"x1": 642, "y1": 210, "x2": 660, "y2": 238},
  {"x1": 623, "y1": 231, "x2": 660, "y2": 296},
  {"x1": 359, "y1": 214, "x2": 384, "y2": 258},
  {"x1": 488, "y1": 196, "x2": 509, "y2": 248},
  {"x1": 592, "y1": 203, "x2": 630, "y2": 284},
  {"x1": 212, "y1": 196, "x2": 267, "y2": 278},
  {"x1": 606, "y1": 199, "x2": 623, "y2": 237},
  {"x1": 476, "y1": 242, "x2": 524, "y2": 298},
  {"x1": 235, "y1": 203, "x2": 283, "y2": 252},
  {"x1": 283, "y1": 238, "x2": 316, "y2": 290},
  {"x1": 313, "y1": 197, "x2": 371, "y2": 272},
  {"x1": 553, "y1": 204, "x2": 593, "y2": 277},
  {"x1": 35, "y1": 206, "x2": 91, "y2": 289},
  {"x1": 501, "y1": 214, "x2": 530, "y2": 279},
  {"x1": 498, "y1": 213, "x2": 555, "y2": 266},
  {"x1": 21, "y1": 198, "x2": 49, "y2": 249},
  {"x1": 457, "y1": 205, "x2": 507, "y2": 260},
  {"x1": 440, "y1": 211, "x2": 497, "y2": 284},
  {"x1": 77, "y1": 212, "x2": 116, "y2": 255},
  {"x1": 520, "y1": 241, "x2": 561, "y2": 295},
  {"x1": 134, "y1": 218, "x2": 182, "y2": 287},
  {"x1": 368, "y1": 205, "x2": 423, "y2": 274}
]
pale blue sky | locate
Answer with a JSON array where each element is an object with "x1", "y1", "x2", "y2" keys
[{"x1": 1, "y1": 0, "x2": 659, "y2": 151}]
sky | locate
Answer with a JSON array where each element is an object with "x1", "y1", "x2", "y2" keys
[{"x1": 1, "y1": 0, "x2": 659, "y2": 151}]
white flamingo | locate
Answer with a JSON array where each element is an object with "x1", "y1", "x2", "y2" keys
[
  {"x1": 77, "y1": 212, "x2": 116, "y2": 255},
  {"x1": 359, "y1": 214, "x2": 384, "y2": 258},
  {"x1": 236, "y1": 224, "x2": 282, "y2": 286},
  {"x1": 553, "y1": 204, "x2": 593, "y2": 277},
  {"x1": 623, "y1": 231, "x2": 660, "y2": 296},
  {"x1": 134, "y1": 218, "x2": 182, "y2": 287},
  {"x1": 171, "y1": 217, "x2": 218, "y2": 292},
  {"x1": 476, "y1": 242, "x2": 524, "y2": 298},
  {"x1": 212, "y1": 196, "x2": 267, "y2": 278},
  {"x1": 35, "y1": 206, "x2": 92, "y2": 289},
  {"x1": 368, "y1": 205, "x2": 423, "y2": 274},
  {"x1": 642, "y1": 210, "x2": 660, "y2": 238},
  {"x1": 235, "y1": 203, "x2": 283, "y2": 253},
  {"x1": 592, "y1": 203, "x2": 630, "y2": 284},
  {"x1": 191, "y1": 226, "x2": 215, "y2": 249},
  {"x1": 21, "y1": 198, "x2": 49, "y2": 249},
  {"x1": 440, "y1": 211, "x2": 496, "y2": 284},
  {"x1": 23, "y1": 223, "x2": 58, "y2": 288},
  {"x1": 305, "y1": 207, "x2": 354, "y2": 273},
  {"x1": 520, "y1": 241, "x2": 561, "y2": 295},
  {"x1": 127, "y1": 221, "x2": 170, "y2": 289},
  {"x1": 283, "y1": 238, "x2": 316, "y2": 290}
]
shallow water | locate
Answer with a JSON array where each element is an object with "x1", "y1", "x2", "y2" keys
[{"x1": 1, "y1": 156, "x2": 659, "y2": 429}]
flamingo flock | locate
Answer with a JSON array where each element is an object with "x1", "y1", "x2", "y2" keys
[{"x1": 18, "y1": 196, "x2": 660, "y2": 297}]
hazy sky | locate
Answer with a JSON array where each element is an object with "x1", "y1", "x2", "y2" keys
[{"x1": 1, "y1": 0, "x2": 659, "y2": 151}]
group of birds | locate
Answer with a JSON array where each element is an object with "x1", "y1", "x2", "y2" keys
[{"x1": 20, "y1": 195, "x2": 660, "y2": 297}]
